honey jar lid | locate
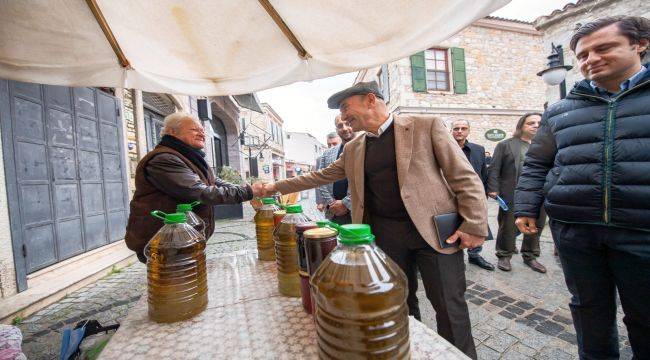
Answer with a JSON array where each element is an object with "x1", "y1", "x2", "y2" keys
[{"x1": 303, "y1": 227, "x2": 337, "y2": 239}]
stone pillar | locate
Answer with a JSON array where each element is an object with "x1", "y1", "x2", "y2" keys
[{"x1": 133, "y1": 90, "x2": 147, "y2": 161}]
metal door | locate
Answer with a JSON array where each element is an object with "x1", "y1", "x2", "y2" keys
[{"x1": 0, "y1": 80, "x2": 130, "y2": 291}]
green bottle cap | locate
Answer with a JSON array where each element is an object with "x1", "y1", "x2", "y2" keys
[
  {"x1": 338, "y1": 224, "x2": 375, "y2": 245},
  {"x1": 176, "y1": 203, "x2": 192, "y2": 212},
  {"x1": 176, "y1": 201, "x2": 201, "y2": 212},
  {"x1": 262, "y1": 198, "x2": 276, "y2": 205},
  {"x1": 285, "y1": 204, "x2": 303, "y2": 214},
  {"x1": 151, "y1": 210, "x2": 187, "y2": 224},
  {"x1": 164, "y1": 212, "x2": 187, "y2": 224}
]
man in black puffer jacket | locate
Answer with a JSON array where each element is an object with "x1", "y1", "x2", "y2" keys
[{"x1": 514, "y1": 16, "x2": 650, "y2": 360}]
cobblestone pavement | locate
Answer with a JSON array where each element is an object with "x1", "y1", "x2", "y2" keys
[{"x1": 16, "y1": 200, "x2": 632, "y2": 359}]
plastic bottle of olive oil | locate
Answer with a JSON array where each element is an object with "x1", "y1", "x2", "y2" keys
[
  {"x1": 254, "y1": 198, "x2": 280, "y2": 261},
  {"x1": 145, "y1": 211, "x2": 208, "y2": 323},
  {"x1": 311, "y1": 224, "x2": 410, "y2": 359}
]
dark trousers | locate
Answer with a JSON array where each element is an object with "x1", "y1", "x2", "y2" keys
[
  {"x1": 550, "y1": 220, "x2": 650, "y2": 360},
  {"x1": 370, "y1": 215, "x2": 477, "y2": 359},
  {"x1": 496, "y1": 207, "x2": 546, "y2": 260},
  {"x1": 467, "y1": 245, "x2": 483, "y2": 258}
]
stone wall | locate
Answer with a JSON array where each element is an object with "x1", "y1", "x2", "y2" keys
[
  {"x1": 393, "y1": 26, "x2": 545, "y2": 111},
  {"x1": 360, "y1": 18, "x2": 547, "y2": 151},
  {"x1": 443, "y1": 114, "x2": 525, "y2": 154},
  {"x1": 122, "y1": 89, "x2": 138, "y2": 195},
  {"x1": 535, "y1": 0, "x2": 650, "y2": 104}
]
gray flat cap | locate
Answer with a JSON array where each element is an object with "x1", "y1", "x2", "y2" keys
[{"x1": 327, "y1": 81, "x2": 384, "y2": 109}]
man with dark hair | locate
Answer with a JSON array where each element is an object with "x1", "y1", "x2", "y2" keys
[
  {"x1": 515, "y1": 16, "x2": 650, "y2": 359},
  {"x1": 487, "y1": 113, "x2": 547, "y2": 273},
  {"x1": 451, "y1": 119, "x2": 494, "y2": 271}
]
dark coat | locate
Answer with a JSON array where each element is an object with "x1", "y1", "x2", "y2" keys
[
  {"x1": 487, "y1": 137, "x2": 525, "y2": 206},
  {"x1": 125, "y1": 145, "x2": 252, "y2": 256},
  {"x1": 464, "y1": 141, "x2": 488, "y2": 191},
  {"x1": 514, "y1": 65, "x2": 650, "y2": 231}
]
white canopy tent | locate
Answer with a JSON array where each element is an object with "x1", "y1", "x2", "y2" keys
[{"x1": 0, "y1": 0, "x2": 510, "y2": 95}]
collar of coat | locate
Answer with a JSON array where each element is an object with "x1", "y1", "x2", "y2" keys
[{"x1": 569, "y1": 62, "x2": 650, "y2": 99}]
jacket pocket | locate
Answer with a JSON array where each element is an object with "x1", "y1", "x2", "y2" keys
[{"x1": 543, "y1": 168, "x2": 561, "y2": 196}]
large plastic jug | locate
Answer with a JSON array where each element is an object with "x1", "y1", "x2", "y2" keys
[
  {"x1": 145, "y1": 211, "x2": 208, "y2": 323},
  {"x1": 311, "y1": 224, "x2": 410, "y2": 359},
  {"x1": 273, "y1": 204, "x2": 310, "y2": 297},
  {"x1": 254, "y1": 198, "x2": 280, "y2": 261},
  {"x1": 176, "y1": 201, "x2": 205, "y2": 239}
]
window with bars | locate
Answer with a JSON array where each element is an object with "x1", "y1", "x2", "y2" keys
[{"x1": 425, "y1": 48, "x2": 450, "y2": 91}]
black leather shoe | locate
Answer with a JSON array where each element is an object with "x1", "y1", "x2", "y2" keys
[{"x1": 469, "y1": 256, "x2": 495, "y2": 271}]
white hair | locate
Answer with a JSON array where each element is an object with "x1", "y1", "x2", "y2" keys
[
  {"x1": 326, "y1": 132, "x2": 339, "y2": 139},
  {"x1": 160, "y1": 112, "x2": 201, "y2": 137}
]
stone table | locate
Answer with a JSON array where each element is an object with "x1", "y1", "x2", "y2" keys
[{"x1": 100, "y1": 250, "x2": 468, "y2": 359}]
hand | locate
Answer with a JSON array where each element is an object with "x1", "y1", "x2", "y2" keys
[
  {"x1": 251, "y1": 182, "x2": 265, "y2": 198},
  {"x1": 328, "y1": 200, "x2": 349, "y2": 216},
  {"x1": 515, "y1": 217, "x2": 538, "y2": 235},
  {"x1": 487, "y1": 192, "x2": 498, "y2": 199},
  {"x1": 445, "y1": 230, "x2": 485, "y2": 250},
  {"x1": 317, "y1": 204, "x2": 325, "y2": 212},
  {"x1": 262, "y1": 182, "x2": 277, "y2": 197}
]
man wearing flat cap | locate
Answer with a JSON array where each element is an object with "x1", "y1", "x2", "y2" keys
[{"x1": 262, "y1": 81, "x2": 487, "y2": 358}]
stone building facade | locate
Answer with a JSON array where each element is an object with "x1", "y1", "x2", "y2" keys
[
  {"x1": 240, "y1": 103, "x2": 286, "y2": 182},
  {"x1": 534, "y1": 0, "x2": 650, "y2": 105},
  {"x1": 356, "y1": 17, "x2": 547, "y2": 153}
]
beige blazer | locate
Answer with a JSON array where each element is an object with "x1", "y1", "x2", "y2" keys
[{"x1": 275, "y1": 114, "x2": 488, "y2": 254}]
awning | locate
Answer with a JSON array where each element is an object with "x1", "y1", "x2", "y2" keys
[
  {"x1": 233, "y1": 93, "x2": 263, "y2": 113},
  {"x1": 0, "y1": 0, "x2": 510, "y2": 96}
]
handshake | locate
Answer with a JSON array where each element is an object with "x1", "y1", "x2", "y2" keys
[{"x1": 250, "y1": 182, "x2": 278, "y2": 198}]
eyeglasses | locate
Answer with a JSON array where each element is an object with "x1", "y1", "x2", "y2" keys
[{"x1": 452, "y1": 127, "x2": 469, "y2": 132}]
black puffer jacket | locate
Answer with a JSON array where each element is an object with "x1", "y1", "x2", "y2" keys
[{"x1": 515, "y1": 66, "x2": 650, "y2": 231}]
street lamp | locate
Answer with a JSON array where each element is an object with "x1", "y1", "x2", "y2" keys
[{"x1": 537, "y1": 43, "x2": 573, "y2": 99}]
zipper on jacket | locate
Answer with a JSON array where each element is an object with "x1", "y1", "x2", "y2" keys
[
  {"x1": 603, "y1": 102, "x2": 616, "y2": 223},
  {"x1": 569, "y1": 79, "x2": 650, "y2": 224}
]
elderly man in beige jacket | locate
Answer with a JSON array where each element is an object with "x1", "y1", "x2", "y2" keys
[{"x1": 263, "y1": 81, "x2": 487, "y2": 359}]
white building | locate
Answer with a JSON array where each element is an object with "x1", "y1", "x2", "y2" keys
[
  {"x1": 283, "y1": 132, "x2": 325, "y2": 178},
  {"x1": 240, "y1": 103, "x2": 286, "y2": 182}
]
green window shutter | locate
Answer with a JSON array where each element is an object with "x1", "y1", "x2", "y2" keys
[
  {"x1": 409, "y1": 51, "x2": 426, "y2": 93},
  {"x1": 451, "y1": 47, "x2": 467, "y2": 94}
]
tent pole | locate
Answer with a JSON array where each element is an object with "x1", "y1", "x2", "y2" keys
[
  {"x1": 258, "y1": 0, "x2": 311, "y2": 60},
  {"x1": 85, "y1": 0, "x2": 132, "y2": 69}
]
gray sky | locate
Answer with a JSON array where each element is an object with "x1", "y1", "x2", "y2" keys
[{"x1": 257, "y1": 0, "x2": 575, "y2": 144}]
